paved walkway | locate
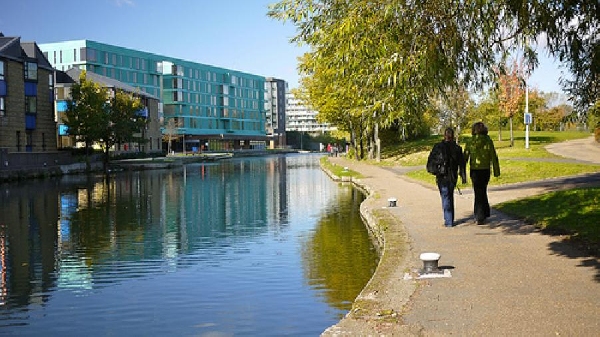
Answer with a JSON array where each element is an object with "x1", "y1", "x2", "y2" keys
[{"x1": 323, "y1": 136, "x2": 600, "y2": 336}]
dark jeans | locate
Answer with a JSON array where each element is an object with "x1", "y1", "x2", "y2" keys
[
  {"x1": 437, "y1": 178, "x2": 456, "y2": 227},
  {"x1": 470, "y1": 169, "x2": 491, "y2": 222}
]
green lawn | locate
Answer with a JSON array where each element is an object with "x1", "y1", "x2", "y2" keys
[
  {"x1": 400, "y1": 130, "x2": 600, "y2": 185},
  {"x1": 320, "y1": 156, "x2": 363, "y2": 179},
  {"x1": 377, "y1": 130, "x2": 600, "y2": 254},
  {"x1": 495, "y1": 187, "x2": 600, "y2": 254}
]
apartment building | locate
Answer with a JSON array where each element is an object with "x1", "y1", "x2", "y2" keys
[
  {"x1": 285, "y1": 92, "x2": 336, "y2": 133},
  {"x1": 40, "y1": 40, "x2": 267, "y2": 152},
  {"x1": 264, "y1": 77, "x2": 287, "y2": 148},
  {"x1": 0, "y1": 34, "x2": 57, "y2": 153}
]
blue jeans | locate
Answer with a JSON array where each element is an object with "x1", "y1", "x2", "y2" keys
[{"x1": 437, "y1": 179, "x2": 456, "y2": 227}]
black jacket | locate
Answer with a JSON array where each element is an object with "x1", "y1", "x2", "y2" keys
[{"x1": 433, "y1": 140, "x2": 467, "y2": 184}]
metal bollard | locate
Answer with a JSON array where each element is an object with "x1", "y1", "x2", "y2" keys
[{"x1": 420, "y1": 252, "x2": 441, "y2": 273}]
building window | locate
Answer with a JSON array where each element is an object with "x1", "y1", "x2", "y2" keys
[
  {"x1": 25, "y1": 96, "x2": 37, "y2": 113},
  {"x1": 49, "y1": 73, "x2": 54, "y2": 102},
  {"x1": 174, "y1": 91, "x2": 183, "y2": 102},
  {"x1": 24, "y1": 62, "x2": 38, "y2": 80},
  {"x1": 0, "y1": 60, "x2": 4, "y2": 80},
  {"x1": 173, "y1": 78, "x2": 182, "y2": 89},
  {"x1": 0, "y1": 97, "x2": 5, "y2": 117},
  {"x1": 59, "y1": 50, "x2": 63, "y2": 63}
]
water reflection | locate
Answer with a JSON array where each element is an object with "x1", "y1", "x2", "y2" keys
[
  {"x1": 0, "y1": 155, "x2": 378, "y2": 335},
  {"x1": 301, "y1": 187, "x2": 378, "y2": 313}
]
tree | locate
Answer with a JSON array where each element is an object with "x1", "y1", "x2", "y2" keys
[
  {"x1": 162, "y1": 118, "x2": 180, "y2": 154},
  {"x1": 163, "y1": 118, "x2": 180, "y2": 153},
  {"x1": 526, "y1": 0, "x2": 599, "y2": 110},
  {"x1": 99, "y1": 90, "x2": 146, "y2": 169},
  {"x1": 65, "y1": 71, "x2": 149, "y2": 172},
  {"x1": 432, "y1": 84, "x2": 474, "y2": 141},
  {"x1": 64, "y1": 71, "x2": 110, "y2": 171},
  {"x1": 268, "y1": 0, "x2": 598, "y2": 143},
  {"x1": 495, "y1": 59, "x2": 527, "y2": 146},
  {"x1": 588, "y1": 101, "x2": 600, "y2": 141},
  {"x1": 517, "y1": 89, "x2": 544, "y2": 130}
]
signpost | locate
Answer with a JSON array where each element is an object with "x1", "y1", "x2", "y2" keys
[{"x1": 524, "y1": 85, "x2": 531, "y2": 149}]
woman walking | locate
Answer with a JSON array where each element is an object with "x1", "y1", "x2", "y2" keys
[{"x1": 463, "y1": 122, "x2": 500, "y2": 225}]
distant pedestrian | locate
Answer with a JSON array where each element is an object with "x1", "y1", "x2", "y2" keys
[
  {"x1": 463, "y1": 122, "x2": 500, "y2": 225},
  {"x1": 426, "y1": 127, "x2": 467, "y2": 227}
]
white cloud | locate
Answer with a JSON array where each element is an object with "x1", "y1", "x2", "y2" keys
[{"x1": 114, "y1": 0, "x2": 135, "y2": 7}]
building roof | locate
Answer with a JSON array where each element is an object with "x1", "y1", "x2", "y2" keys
[
  {"x1": 0, "y1": 36, "x2": 24, "y2": 60},
  {"x1": 21, "y1": 42, "x2": 54, "y2": 70},
  {"x1": 59, "y1": 67, "x2": 159, "y2": 100},
  {"x1": 0, "y1": 34, "x2": 54, "y2": 70}
]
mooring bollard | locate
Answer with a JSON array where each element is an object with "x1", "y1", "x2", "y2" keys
[
  {"x1": 388, "y1": 198, "x2": 397, "y2": 207},
  {"x1": 419, "y1": 252, "x2": 441, "y2": 273}
]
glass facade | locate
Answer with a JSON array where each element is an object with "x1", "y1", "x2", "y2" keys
[{"x1": 40, "y1": 40, "x2": 267, "y2": 144}]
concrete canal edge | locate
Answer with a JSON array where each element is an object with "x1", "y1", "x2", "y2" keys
[{"x1": 320, "y1": 162, "x2": 421, "y2": 336}]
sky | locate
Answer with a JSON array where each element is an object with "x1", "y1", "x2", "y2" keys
[{"x1": 0, "y1": 0, "x2": 568, "y2": 95}]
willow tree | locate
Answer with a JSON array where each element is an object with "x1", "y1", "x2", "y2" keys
[
  {"x1": 432, "y1": 84, "x2": 474, "y2": 142},
  {"x1": 268, "y1": 0, "x2": 598, "y2": 149}
]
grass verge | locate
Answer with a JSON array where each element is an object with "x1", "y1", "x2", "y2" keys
[
  {"x1": 495, "y1": 187, "x2": 600, "y2": 255},
  {"x1": 320, "y1": 156, "x2": 363, "y2": 179}
]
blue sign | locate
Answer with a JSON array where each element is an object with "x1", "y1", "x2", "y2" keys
[
  {"x1": 524, "y1": 113, "x2": 532, "y2": 125},
  {"x1": 59, "y1": 124, "x2": 69, "y2": 135}
]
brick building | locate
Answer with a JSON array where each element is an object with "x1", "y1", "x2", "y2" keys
[
  {"x1": 0, "y1": 34, "x2": 57, "y2": 152},
  {"x1": 0, "y1": 33, "x2": 62, "y2": 176}
]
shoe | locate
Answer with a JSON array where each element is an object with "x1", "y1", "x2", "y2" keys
[{"x1": 476, "y1": 219, "x2": 485, "y2": 225}]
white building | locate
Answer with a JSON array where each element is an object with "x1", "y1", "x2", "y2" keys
[
  {"x1": 285, "y1": 92, "x2": 336, "y2": 133},
  {"x1": 264, "y1": 77, "x2": 287, "y2": 148}
]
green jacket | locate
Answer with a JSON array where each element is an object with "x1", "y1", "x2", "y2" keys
[{"x1": 464, "y1": 134, "x2": 500, "y2": 177}]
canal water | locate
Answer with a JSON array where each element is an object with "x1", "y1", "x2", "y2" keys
[{"x1": 0, "y1": 154, "x2": 379, "y2": 336}]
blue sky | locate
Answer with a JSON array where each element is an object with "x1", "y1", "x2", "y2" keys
[{"x1": 0, "y1": 0, "x2": 566, "y2": 94}]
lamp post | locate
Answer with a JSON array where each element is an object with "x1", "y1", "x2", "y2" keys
[{"x1": 524, "y1": 84, "x2": 530, "y2": 149}]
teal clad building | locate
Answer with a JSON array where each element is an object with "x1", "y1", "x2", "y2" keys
[{"x1": 39, "y1": 40, "x2": 267, "y2": 152}]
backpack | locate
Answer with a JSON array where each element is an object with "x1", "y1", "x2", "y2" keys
[{"x1": 426, "y1": 143, "x2": 449, "y2": 176}]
